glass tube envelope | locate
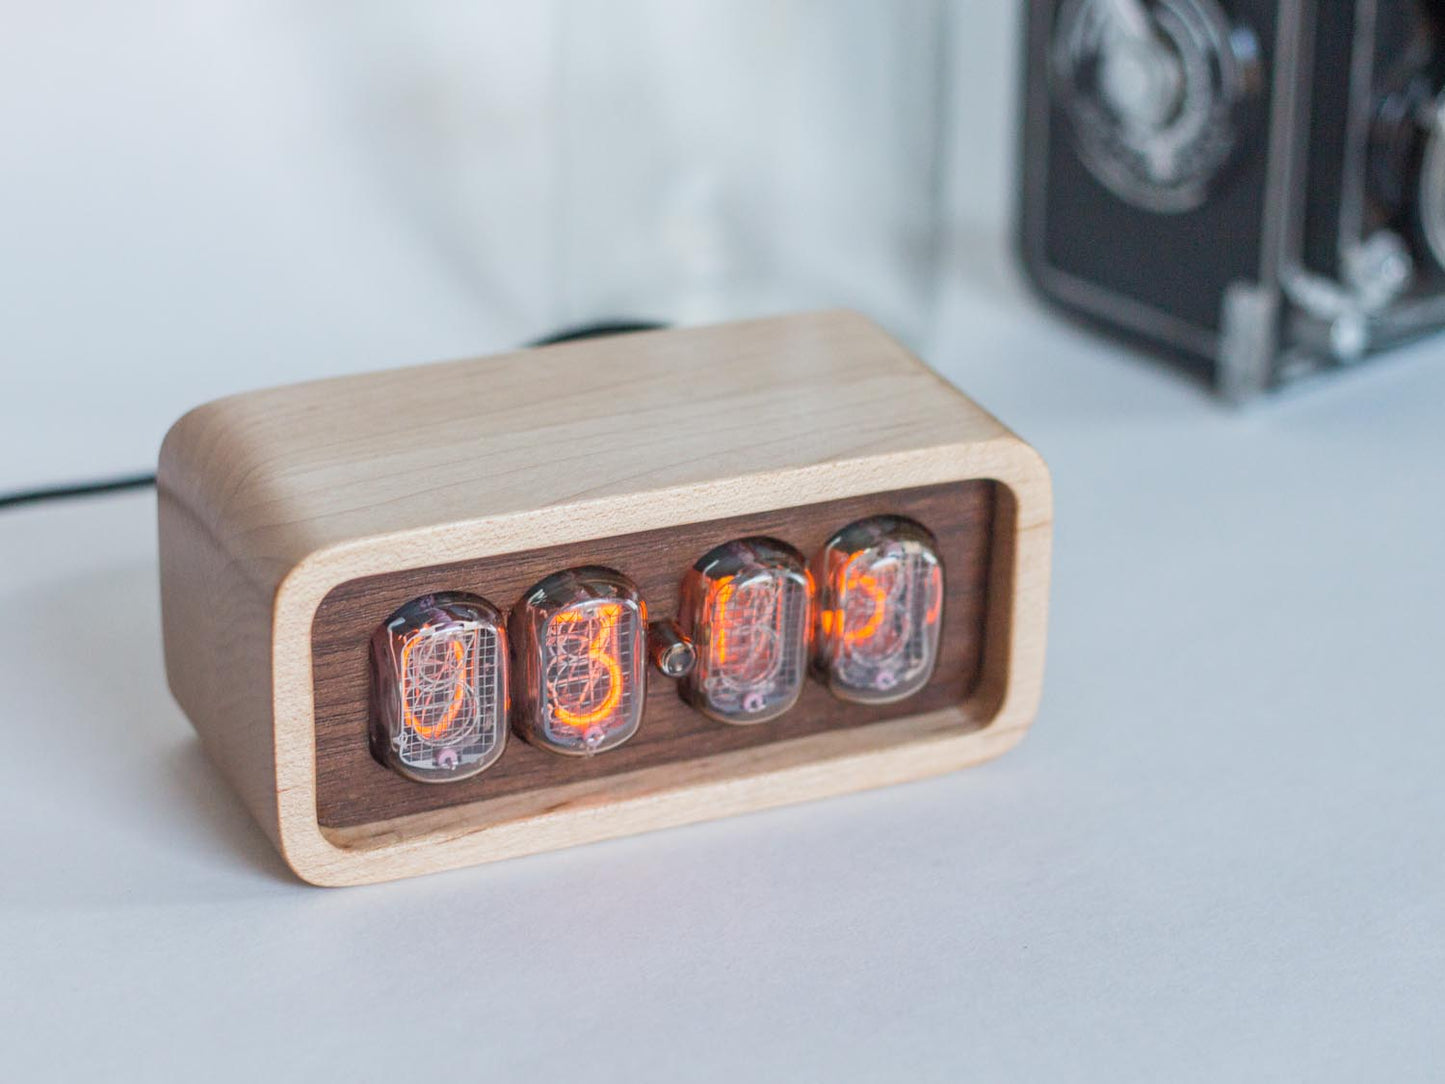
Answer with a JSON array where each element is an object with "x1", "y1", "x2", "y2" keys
[
  {"x1": 815, "y1": 516, "x2": 944, "y2": 703},
  {"x1": 510, "y1": 567, "x2": 647, "y2": 756},
  {"x1": 369, "y1": 593, "x2": 509, "y2": 782},
  {"x1": 680, "y1": 537, "x2": 813, "y2": 724}
]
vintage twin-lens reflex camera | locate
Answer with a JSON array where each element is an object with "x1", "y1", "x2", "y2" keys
[{"x1": 1019, "y1": 0, "x2": 1445, "y2": 399}]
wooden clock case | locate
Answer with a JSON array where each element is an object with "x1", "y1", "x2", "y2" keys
[{"x1": 158, "y1": 311, "x2": 1052, "y2": 885}]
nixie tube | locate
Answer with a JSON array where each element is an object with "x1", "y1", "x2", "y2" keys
[
  {"x1": 370, "y1": 593, "x2": 509, "y2": 783},
  {"x1": 510, "y1": 567, "x2": 646, "y2": 756},
  {"x1": 679, "y1": 537, "x2": 813, "y2": 724},
  {"x1": 815, "y1": 516, "x2": 944, "y2": 704}
]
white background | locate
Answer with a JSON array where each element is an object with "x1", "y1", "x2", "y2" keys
[
  {"x1": 0, "y1": 1, "x2": 1018, "y2": 489},
  {"x1": 2, "y1": 3, "x2": 1443, "y2": 1080}
]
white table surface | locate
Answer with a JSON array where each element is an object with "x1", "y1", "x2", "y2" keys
[{"x1": 4, "y1": 248, "x2": 1443, "y2": 1080}]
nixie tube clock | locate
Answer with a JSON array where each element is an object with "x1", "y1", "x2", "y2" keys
[
  {"x1": 679, "y1": 537, "x2": 813, "y2": 724},
  {"x1": 814, "y1": 517, "x2": 944, "y2": 704},
  {"x1": 370, "y1": 593, "x2": 508, "y2": 781},
  {"x1": 510, "y1": 567, "x2": 646, "y2": 756},
  {"x1": 158, "y1": 311, "x2": 1052, "y2": 885}
]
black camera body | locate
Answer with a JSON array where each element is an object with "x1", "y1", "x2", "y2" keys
[{"x1": 1020, "y1": 0, "x2": 1445, "y2": 398}]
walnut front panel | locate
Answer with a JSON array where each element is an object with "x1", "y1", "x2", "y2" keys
[{"x1": 311, "y1": 481, "x2": 997, "y2": 830}]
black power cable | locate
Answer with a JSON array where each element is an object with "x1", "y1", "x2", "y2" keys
[
  {"x1": 527, "y1": 318, "x2": 667, "y2": 346},
  {"x1": 0, "y1": 320, "x2": 670, "y2": 513},
  {"x1": 0, "y1": 472, "x2": 159, "y2": 512}
]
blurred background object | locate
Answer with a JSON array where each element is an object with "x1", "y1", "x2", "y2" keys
[
  {"x1": 315, "y1": 0, "x2": 950, "y2": 335},
  {"x1": 552, "y1": 1, "x2": 949, "y2": 335},
  {"x1": 1019, "y1": 0, "x2": 1445, "y2": 399}
]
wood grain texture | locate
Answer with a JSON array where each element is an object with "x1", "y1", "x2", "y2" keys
[
  {"x1": 313, "y1": 480, "x2": 996, "y2": 829},
  {"x1": 157, "y1": 310, "x2": 1053, "y2": 886}
]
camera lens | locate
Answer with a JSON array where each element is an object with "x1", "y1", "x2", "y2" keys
[{"x1": 1051, "y1": 0, "x2": 1262, "y2": 213}]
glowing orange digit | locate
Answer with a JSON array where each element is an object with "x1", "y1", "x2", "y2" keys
[
  {"x1": 708, "y1": 574, "x2": 786, "y2": 685},
  {"x1": 400, "y1": 631, "x2": 468, "y2": 740},
  {"x1": 843, "y1": 566, "x2": 888, "y2": 644},
  {"x1": 711, "y1": 577, "x2": 736, "y2": 663},
  {"x1": 549, "y1": 603, "x2": 624, "y2": 729}
]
